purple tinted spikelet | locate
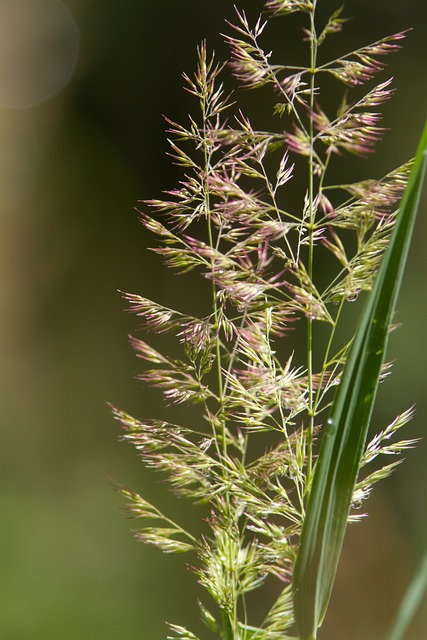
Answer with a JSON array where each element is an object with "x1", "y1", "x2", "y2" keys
[{"x1": 265, "y1": 0, "x2": 314, "y2": 15}]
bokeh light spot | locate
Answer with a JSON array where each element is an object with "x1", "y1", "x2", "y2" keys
[{"x1": 0, "y1": 0, "x2": 79, "y2": 108}]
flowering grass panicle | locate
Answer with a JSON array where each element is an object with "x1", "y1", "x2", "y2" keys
[{"x1": 112, "y1": 2, "x2": 426, "y2": 639}]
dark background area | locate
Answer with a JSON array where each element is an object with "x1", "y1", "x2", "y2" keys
[{"x1": 0, "y1": 1, "x2": 426, "y2": 638}]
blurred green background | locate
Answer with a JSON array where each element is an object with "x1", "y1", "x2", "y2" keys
[{"x1": 0, "y1": 1, "x2": 426, "y2": 638}]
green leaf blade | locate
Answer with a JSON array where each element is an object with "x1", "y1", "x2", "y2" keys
[
  {"x1": 386, "y1": 547, "x2": 427, "y2": 640},
  {"x1": 292, "y1": 120, "x2": 427, "y2": 640}
]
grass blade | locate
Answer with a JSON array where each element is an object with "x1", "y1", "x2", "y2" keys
[
  {"x1": 385, "y1": 548, "x2": 427, "y2": 640},
  {"x1": 292, "y1": 119, "x2": 427, "y2": 640}
]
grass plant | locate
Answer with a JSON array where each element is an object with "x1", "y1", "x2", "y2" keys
[{"x1": 112, "y1": 1, "x2": 427, "y2": 638}]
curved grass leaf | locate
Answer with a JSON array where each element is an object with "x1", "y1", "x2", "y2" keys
[
  {"x1": 385, "y1": 547, "x2": 427, "y2": 640},
  {"x1": 292, "y1": 119, "x2": 427, "y2": 640}
]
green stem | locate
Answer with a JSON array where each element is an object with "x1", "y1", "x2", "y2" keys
[
  {"x1": 200, "y1": 78, "x2": 227, "y2": 468},
  {"x1": 200, "y1": 54, "x2": 239, "y2": 640},
  {"x1": 313, "y1": 297, "x2": 345, "y2": 415},
  {"x1": 306, "y1": 2, "x2": 318, "y2": 481},
  {"x1": 221, "y1": 609, "x2": 234, "y2": 640}
]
